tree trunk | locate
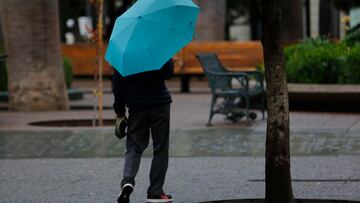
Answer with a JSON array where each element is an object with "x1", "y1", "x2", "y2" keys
[
  {"x1": 320, "y1": 0, "x2": 340, "y2": 38},
  {"x1": 279, "y1": 0, "x2": 304, "y2": 44},
  {"x1": 193, "y1": 0, "x2": 226, "y2": 41},
  {"x1": 0, "y1": 0, "x2": 69, "y2": 111},
  {"x1": 261, "y1": 0, "x2": 294, "y2": 203}
]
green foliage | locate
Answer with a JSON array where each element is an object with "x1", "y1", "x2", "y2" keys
[
  {"x1": 285, "y1": 38, "x2": 341, "y2": 84},
  {"x1": 63, "y1": 57, "x2": 73, "y2": 88},
  {"x1": 343, "y1": 25, "x2": 360, "y2": 46},
  {"x1": 285, "y1": 37, "x2": 360, "y2": 84},
  {"x1": 0, "y1": 56, "x2": 73, "y2": 91},
  {"x1": 338, "y1": 45, "x2": 360, "y2": 83},
  {"x1": 256, "y1": 63, "x2": 265, "y2": 74}
]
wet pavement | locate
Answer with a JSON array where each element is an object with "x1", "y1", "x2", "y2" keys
[
  {"x1": 0, "y1": 80, "x2": 360, "y2": 202},
  {"x1": 1, "y1": 128, "x2": 359, "y2": 159},
  {"x1": 1, "y1": 157, "x2": 359, "y2": 202}
]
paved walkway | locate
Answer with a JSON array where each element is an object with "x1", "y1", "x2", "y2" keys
[{"x1": 0, "y1": 80, "x2": 360, "y2": 202}]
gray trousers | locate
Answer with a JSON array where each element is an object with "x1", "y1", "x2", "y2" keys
[{"x1": 121, "y1": 104, "x2": 170, "y2": 195}]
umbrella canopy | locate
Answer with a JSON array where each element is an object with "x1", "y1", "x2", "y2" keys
[{"x1": 105, "y1": 0, "x2": 200, "y2": 77}]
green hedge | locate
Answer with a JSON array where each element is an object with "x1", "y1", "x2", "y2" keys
[
  {"x1": 285, "y1": 37, "x2": 360, "y2": 84},
  {"x1": 338, "y1": 45, "x2": 360, "y2": 84},
  {"x1": 0, "y1": 57, "x2": 73, "y2": 91},
  {"x1": 343, "y1": 25, "x2": 360, "y2": 46},
  {"x1": 63, "y1": 57, "x2": 73, "y2": 88}
]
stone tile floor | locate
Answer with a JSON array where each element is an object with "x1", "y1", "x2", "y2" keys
[{"x1": 0, "y1": 80, "x2": 360, "y2": 202}]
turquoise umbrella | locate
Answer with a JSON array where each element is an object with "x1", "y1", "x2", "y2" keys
[{"x1": 105, "y1": 0, "x2": 200, "y2": 77}]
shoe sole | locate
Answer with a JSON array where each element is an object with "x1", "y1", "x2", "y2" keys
[
  {"x1": 117, "y1": 184, "x2": 133, "y2": 203},
  {"x1": 146, "y1": 198, "x2": 173, "y2": 203}
]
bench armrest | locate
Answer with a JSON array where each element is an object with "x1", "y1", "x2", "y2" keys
[
  {"x1": 206, "y1": 70, "x2": 252, "y2": 79},
  {"x1": 206, "y1": 71, "x2": 250, "y2": 91},
  {"x1": 242, "y1": 71, "x2": 264, "y2": 87},
  {"x1": 219, "y1": 66, "x2": 264, "y2": 83}
]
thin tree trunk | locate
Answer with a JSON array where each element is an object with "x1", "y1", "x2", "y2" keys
[
  {"x1": 261, "y1": 0, "x2": 294, "y2": 203},
  {"x1": 97, "y1": 0, "x2": 104, "y2": 126},
  {"x1": 193, "y1": 0, "x2": 226, "y2": 41},
  {"x1": 0, "y1": 0, "x2": 69, "y2": 111}
]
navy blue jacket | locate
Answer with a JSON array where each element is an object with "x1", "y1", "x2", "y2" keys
[{"x1": 112, "y1": 59, "x2": 174, "y2": 116}]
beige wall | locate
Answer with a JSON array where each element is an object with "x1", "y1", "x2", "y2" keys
[{"x1": 310, "y1": 0, "x2": 320, "y2": 38}]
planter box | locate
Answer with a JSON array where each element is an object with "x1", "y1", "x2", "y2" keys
[{"x1": 288, "y1": 84, "x2": 360, "y2": 111}]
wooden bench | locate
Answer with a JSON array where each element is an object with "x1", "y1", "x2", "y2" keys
[
  {"x1": 61, "y1": 44, "x2": 113, "y2": 76},
  {"x1": 61, "y1": 41, "x2": 264, "y2": 91},
  {"x1": 174, "y1": 41, "x2": 264, "y2": 92}
]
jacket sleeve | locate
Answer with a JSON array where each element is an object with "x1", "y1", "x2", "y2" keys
[
  {"x1": 160, "y1": 59, "x2": 174, "y2": 80},
  {"x1": 112, "y1": 69, "x2": 126, "y2": 117}
]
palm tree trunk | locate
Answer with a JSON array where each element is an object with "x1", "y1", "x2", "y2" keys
[
  {"x1": 0, "y1": 0, "x2": 69, "y2": 111},
  {"x1": 261, "y1": 0, "x2": 294, "y2": 202}
]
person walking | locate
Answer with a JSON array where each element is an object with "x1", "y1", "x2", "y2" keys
[{"x1": 113, "y1": 59, "x2": 174, "y2": 203}]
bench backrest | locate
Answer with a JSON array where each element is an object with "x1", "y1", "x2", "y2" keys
[
  {"x1": 196, "y1": 53, "x2": 232, "y2": 91},
  {"x1": 175, "y1": 41, "x2": 264, "y2": 74},
  {"x1": 196, "y1": 53, "x2": 228, "y2": 73},
  {"x1": 61, "y1": 44, "x2": 113, "y2": 76},
  {"x1": 61, "y1": 41, "x2": 264, "y2": 76}
]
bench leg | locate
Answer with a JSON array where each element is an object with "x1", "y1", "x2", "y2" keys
[
  {"x1": 261, "y1": 91, "x2": 266, "y2": 119},
  {"x1": 180, "y1": 75, "x2": 191, "y2": 93},
  {"x1": 207, "y1": 95, "x2": 216, "y2": 127},
  {"x1": 245, "y1": 96, "x2": 250, "y2": 125}
]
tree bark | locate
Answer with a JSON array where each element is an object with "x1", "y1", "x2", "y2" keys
[
  {"x1": 261, "y1": 0, "x2": 294, "y2": 203},
  {"x1": 279, "y1": 0, "x2": 304, "y2": 44},
  {"x1": 193, "y1": 0, "x2": 226, "y2": 41},
  {"x1": 0, "y1": 0, "x2": 69, "y2": 111}
]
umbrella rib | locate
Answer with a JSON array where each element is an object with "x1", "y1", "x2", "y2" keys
[
  {"x1": 110, "y1": 19, "x2": 136, "y2": 42},
  {"x1": 141, "y1": 17, "x2": 193, "y2": 41},
  {"x1": 137, "y1": 23, "x2": 158, "y2": 68},
  {"x1": 142, "y1": 4, "x2": 174, "y2": 17}
]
